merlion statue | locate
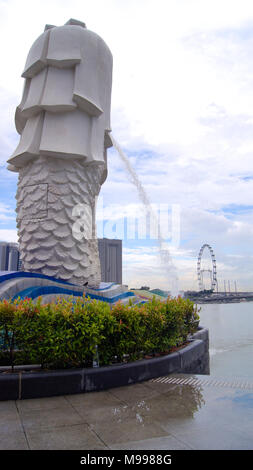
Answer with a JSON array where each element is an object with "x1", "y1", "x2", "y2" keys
[{"x1": 8, "y1": 19, "x2": 113, "y2": 287}]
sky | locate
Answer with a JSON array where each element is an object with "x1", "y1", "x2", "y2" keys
[{"x1": 1, "y1": 0, "x2": 253, "y2": 291}]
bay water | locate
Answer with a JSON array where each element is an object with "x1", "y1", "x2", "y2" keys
[{"x1": 198, "y1": 302, "x2": 253, "y2": 379}]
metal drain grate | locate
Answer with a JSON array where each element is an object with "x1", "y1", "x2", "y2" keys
[{"x1": 149, "y1": 375, "x2": 253, "y2": 390}]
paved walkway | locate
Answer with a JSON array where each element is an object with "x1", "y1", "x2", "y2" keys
[{"x1": 0, "y1": 373, "x2": 253, "y2": 450}]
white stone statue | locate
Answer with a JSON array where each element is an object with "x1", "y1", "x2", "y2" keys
[{"x1": 8, "y1": 19, "x2": 113, "y2": 286}]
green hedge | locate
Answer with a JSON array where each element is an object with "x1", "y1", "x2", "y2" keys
[{"x1": 0, "y1": 295, "x2": 200, "y2": 370}]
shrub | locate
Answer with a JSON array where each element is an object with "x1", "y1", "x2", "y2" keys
[
  {"x1": 0, "y1": 295, "x2": 199, "y2": 368},
  {"x1": 0, "y1": 299, "x2": 17, "y2": 370}
]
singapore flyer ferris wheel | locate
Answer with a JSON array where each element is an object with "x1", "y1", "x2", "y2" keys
[{"x1": 197, "y1": 244, "x2": 217, "y2": 291}]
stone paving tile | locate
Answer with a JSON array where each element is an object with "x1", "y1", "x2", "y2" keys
[
  {"x1": 110, "y1": 435, "x2": 192, "y2": 450},
  {"x1": 89, "y1": 414, "x2": 169, "y2": 446},
  {"x1": 19, "y1": 405, "x2": 84, "y2": 431},
  {"x1": 107, "y1": 382, "x2": 161, "y2": 404},
  {"x1": 73, "y1": 402, "x2": 134, "y2": 426},
  {"x1": 0, "y1": 400, "x2": 18, "y2": 413},
  {"x1": 26, "y1": 423, "x2": 108, "y2": 450},
  {"x1": 145, "y1": 380, "x2": 184, "y2": 394},
  {"x1": 167, "y1": 423, "x2": 253, "y2": 450},
  {"x1": 16, "y1": 395, "x2": 69, "y2": 412},
  {"x1": 108, "y1": 382, "x2": 200, "y2": 423},
  {"x1": 65, "y1": 390, "x2": 134, "y2": 425},
  {"x1": 65, "y1": 390, "x2": 124, "y2": 408},
  {"x1": 68, "y1": 396, "x2": 135, "y2": 426},
  {"x1": 0, "y1": 431, "x2": 29, "y2": 450},
  {"x1": 0, "y1": 408, "x2": 23, "y2": 434},
  {"x1": 120, "y1": 388, "x2": 202, "y2": 423}
]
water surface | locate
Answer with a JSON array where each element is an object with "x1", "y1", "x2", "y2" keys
[{"x1": 198, "y1": 302, "x2": 253, "y2": 378}]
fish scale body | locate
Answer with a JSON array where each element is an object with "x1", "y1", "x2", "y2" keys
[{"x1": 16, "y1": 156, "x2": 104, "y2": 286}]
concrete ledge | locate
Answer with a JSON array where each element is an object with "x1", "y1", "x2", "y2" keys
[{"x1": 0, "y1": 327, "x2": 209, "y2": 400}]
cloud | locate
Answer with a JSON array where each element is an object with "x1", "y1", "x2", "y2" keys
[
  {"x1": 0, "y1": 202, "x2": 16, "y2": 224},
  {"x1": 0, "y1": 229, "x2": 18, "y2": 243}
]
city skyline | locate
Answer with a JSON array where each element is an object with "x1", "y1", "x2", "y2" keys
[{"x1": 0, "y1": 0, "x2": 253, "y2": 291}]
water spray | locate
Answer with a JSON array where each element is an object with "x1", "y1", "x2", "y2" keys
[{"x1": 111, "y1": 135, "x2": 179, "y2": 296}]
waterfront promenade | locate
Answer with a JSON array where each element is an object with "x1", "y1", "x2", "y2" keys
[{"x1": 0, "y1": 373, "x2": 253, "y2": 450}]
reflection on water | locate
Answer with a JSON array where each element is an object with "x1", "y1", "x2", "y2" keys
[
  {"x1": 119, "y1": 383, "x2": 205, "y2": 425},
  {"x1": 198, "y1": 302, "x2": 253, "y2": 378}
]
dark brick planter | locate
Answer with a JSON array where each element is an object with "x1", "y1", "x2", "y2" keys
[{"x1": 0, "y1": 326, "x2": 209, "y2": 400}]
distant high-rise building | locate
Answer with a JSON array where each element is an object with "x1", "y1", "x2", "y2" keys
[
  {"x1": 0, "y1": 242, "x2": 20, "y2": 271},
  {"x1": 8, "y1": 245, "x2": 20, "y2": 271},
  {"x1": 0, "y1": 243, "x2": 7, "y2": 270},
  {"x1": 98, "y1": 238, "x2": 122, "y2": 284},
  {"x1": 17, "y1": 257, "x2": 23, "y2": 271}
]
